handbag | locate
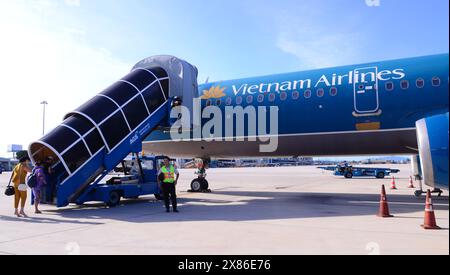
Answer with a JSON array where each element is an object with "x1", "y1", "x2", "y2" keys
[
  {"x1": 17, "y1": 162, "x2": 28, "y2": 192},
  {"x1": 26, "y1": 167, "x2": 37, "y2": 188},
  {"x1": 4, "y1": 173, "x2": 15, "y2": 196},
  {"x1": 18, "y1": 184, "x2": 28, "y2": 192}
]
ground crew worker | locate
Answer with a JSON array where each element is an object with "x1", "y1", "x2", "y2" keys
[{"x1": 158, "y1": 156, "x2": 180, "y2": 213}]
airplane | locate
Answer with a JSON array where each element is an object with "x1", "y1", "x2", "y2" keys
[
  {"x1": 142, "y1": 53, "x2": 449, "y2": 194},
  {"x1": 28, "y1": 53, "x2": 448, "y2": 207}
]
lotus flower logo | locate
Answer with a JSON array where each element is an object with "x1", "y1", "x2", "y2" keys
[{"x1": 200, "y1": 85, "x2": 227, "y2": 99}]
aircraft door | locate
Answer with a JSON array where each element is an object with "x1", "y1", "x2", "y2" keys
[{"x1": 353, "y1": 67, "x2": 381, "y2": 116}]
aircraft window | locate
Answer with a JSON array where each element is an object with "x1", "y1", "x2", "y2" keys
[
  {"x1": 432, "y1": 77, "x2": 441, "y2": 87},
  {"x1": 257, "y1": 94, "x2": 265, "y2": 103},
  {"x1": 246, "y1": 95, "x2": 254, "y2": 104},
  {"x1": 416, "y1": 78, "x2": 425, "y2": 88},
  {"x1": 292, "y1": 91, "x2": 300, "y2": 100},
  {"x1": 280, "y1": 92, "x2": 287, "y2": 101},
  {"x1": 304, "y1": 89, "x2": 312, "y2": 99},
  {"x1": 226, "y1": 97, "x2": 233, "y2": 106},
  {"x1": 215, "y1": 99, "x2": 222, "y2": 106},
  {"x1": 317, "y1": 88, "x2": 324, "y2": 98},
  {"x1": 236, "y1": 96, "x2": 243, "y2": 105},
  {"x1": 401, "y1": 80, "x2": 409, "y2": 90},
  {"x1": 330, "y1": 87, "x2": 338, "y2": 96},
  {"x1": 386, "y1": 82, "x2": 394, "y2": 91},
  {"x1": 268, "y1": 93, "x2": 276, "y2": 102},
  {"x1": 206, "y1": 100, "x2": 212, "y2": 107}
]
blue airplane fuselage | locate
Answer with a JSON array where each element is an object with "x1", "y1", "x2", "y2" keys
[
  {"x1": 144, "y1": 54, "x2": 448, "y2": 160},
  {"x1": 198, "y1": 54, "x2": 448, "y2": 135}
]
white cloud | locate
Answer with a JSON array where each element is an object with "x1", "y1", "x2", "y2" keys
[
  {"x1": 277, "y1": 31, "x2": 363, "y2": 69},
  {"x1": 64, "y1": 0, "x2": 81, "y2": 7},
  {"x1": 271, "y1": 4, "x2": 364, "y2": 70},
  {"x1": 0, "y1": 1, "x2": 129, "y2": 157}
]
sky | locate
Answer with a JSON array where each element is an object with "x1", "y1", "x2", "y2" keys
[{"x1": 0, "y1": 0, "x2": 448, "y2": 159}]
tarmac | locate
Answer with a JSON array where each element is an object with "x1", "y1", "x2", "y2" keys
[{"x1": 0, "y1": 164, "x2": 448, "y2": 255}]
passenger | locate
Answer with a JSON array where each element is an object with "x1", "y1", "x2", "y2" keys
[
  {"x1": 43, "y1": 156, "x2": 55, "y2": 204},
  {"x1": 32, "y1": 161, "x2": 47, "y2": 214},
  {"x1": 11, "y1": 157, "x2": 32, "y2": 217},
  {"x1": 157, "y1": 156, "x2": 180, "y2": 213}
]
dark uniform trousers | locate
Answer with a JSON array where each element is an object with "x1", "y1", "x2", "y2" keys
[{"x1": 161, "y1": 182, "x2": 177, "y2": 210}]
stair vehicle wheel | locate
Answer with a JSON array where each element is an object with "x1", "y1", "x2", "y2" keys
[
  {"x1": 107, "y1": 191, "x2": 121, "y2": 207},
  {"x1": 376, "y1": 172, "x2": 385, "y2": 179},
  {"x1": 414, "y1": 190, "x2": 423, "y2": 197},
  {"x1": 345, "y1": 172, "x2": 353, "y2": 179}
]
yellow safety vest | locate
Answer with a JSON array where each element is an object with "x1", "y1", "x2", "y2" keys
[{"x1": 161, "y1": 166, "x2": 175, "y2": 183}]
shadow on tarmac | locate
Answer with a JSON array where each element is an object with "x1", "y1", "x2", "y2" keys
[
  {"x1": 41, "y1": 191, "x2": 449, "y2": 225},
  {"x1": 0, "y1": 214, "x2": 103, "y2": 225}
]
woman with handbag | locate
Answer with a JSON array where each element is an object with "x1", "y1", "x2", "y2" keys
[
  {"x1": 11, "y1": 157, "x2": 32, "y2": 217},
  {"x1": 32, "y1": 161, "x2": 47, "y2": 214}
]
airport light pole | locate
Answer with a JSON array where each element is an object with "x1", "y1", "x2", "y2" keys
[{"x1": 40, "y1": 101, "x2": 48, "y2": 136}]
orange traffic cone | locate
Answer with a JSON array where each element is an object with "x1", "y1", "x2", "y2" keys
[
  {"x1": 378, "y1": 185, "x2": 394, "y2": 218},
  {"x1": 408, "y1": 176, "x2": 415, "y2": 189},
  {"x1": 421, "y1": 190, "x2": 441, "y2": 230},
  {"x1": 390, "y1": 176, "x2": 397, "y2": 190}
]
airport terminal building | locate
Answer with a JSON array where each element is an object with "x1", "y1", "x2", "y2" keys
[{"x1": 0, "y1": 157, "x2": 17, "y2": 172}]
